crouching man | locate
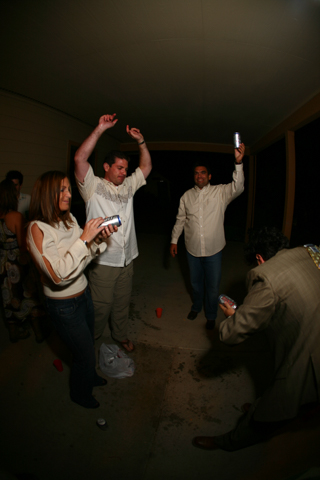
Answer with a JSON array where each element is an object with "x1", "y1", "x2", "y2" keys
[{"x1": 193, "y1": 226, "x2": 320, "y2": 451}]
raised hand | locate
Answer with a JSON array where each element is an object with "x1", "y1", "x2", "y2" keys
[
  {"x1": 126, "y1": 125, "x2": 144, "y2": 143},
  {"x1": 234, "y1": 143, "x2": 245, "y2": 164},
  {"x1": 99, "y1": 114, "x2": 118, "y2": 130}
]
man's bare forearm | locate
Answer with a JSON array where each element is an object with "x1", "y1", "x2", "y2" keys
[
  {"x1": 74, "y1": 114, "x2": 118, "y2": 182},
  {"x1": 138, "y1": 141, "x2": 152, "y2": 179},
  {"x1": 75, "y1": 125, "x2": 105, "y2": 165}
]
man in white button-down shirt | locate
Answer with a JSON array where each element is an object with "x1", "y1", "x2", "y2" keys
[{"x1": 170, "y1": 144, "x2": 245, "y2": 329}]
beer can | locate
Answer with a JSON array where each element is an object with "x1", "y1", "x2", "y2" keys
[
  {"x1": 99, "y1": 215, "x2": 122, "y2": 228},
  {"x1": 234, "y1": 132, "x2": 241, "y2": 149},
  {"x1": 96, "y1": 418, "x2": 108, "y2": 430},
  {"x1": 218, "y1": 294, "x2": 238, "y2": 309}
]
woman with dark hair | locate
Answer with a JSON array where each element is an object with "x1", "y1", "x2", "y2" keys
[
  {"x1": 0, "y1": 179, "x2": 45, "y2": 342},
  {"x1": 27, "y1": 171, "x2": 116, "y2": 409}
]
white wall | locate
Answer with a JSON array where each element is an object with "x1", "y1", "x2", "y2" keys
[{"x1": 0, "y1": 90, "x2": 119, "y2": 194}]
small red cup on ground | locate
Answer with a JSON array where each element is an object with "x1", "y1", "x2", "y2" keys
[
  {"x1": 156, "y1": 308, "x2": 163, "y2": 318},
  {"x1": 53, "y1": 359, "x2": 63, "y2": 372}
]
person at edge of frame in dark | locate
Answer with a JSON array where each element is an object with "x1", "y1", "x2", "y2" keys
[
  {"x1": 193, "y1": 226, "x2": 320, "y2": 451},
  {"x1": 0, "y1": 179, "x2": 48, "y2": 343},
  {"x1": 170, "y1": 143, "x2": 245, "y2": 329},
  {"x1": 6, "y1": 170, "x2": 31, "y2": 220}
]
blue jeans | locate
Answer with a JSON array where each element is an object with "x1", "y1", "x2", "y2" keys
[
  {"x1": 186, "y1": 250, "x2": 222, "y2": 321},
  {"x1": 45, "y1": 287, "x2": 100, "y2": 404}
]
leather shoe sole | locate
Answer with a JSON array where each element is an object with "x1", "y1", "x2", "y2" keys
[
  {"x1": 192, "y1": 436, "x2": 220, "y2": 450},
  {"x1": 187, "y1": 311, "x2": 198, "y2": 320}
]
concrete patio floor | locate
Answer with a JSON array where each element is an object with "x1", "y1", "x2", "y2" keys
[{"x1": 0, "y1": 232, "x2": 320, "y2": 480}]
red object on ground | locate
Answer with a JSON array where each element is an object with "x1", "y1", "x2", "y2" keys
[{"x1": 53, "y1": 359, "x2": 63, "y2": 372}]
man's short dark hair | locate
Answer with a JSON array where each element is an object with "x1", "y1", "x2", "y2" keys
[
  {"x1": 244, "y1": 226, "x2": 290, "y2": 265},
  {"x1": 6, "y1": 170, "x2": 23, "y2": 185},
  {"x1": 193, "y1": 162, "x2": 211, "y2": 175},
  {"x1": 104, "y1": 151, "x2": 130, "y2": 168}
]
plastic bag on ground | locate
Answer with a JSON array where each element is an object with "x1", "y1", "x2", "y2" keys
[{"x1": 99, "y1": 343, "x2": 135, "y2": 379}]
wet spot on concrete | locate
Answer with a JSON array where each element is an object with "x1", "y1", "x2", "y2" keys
[
  {"x1": 232, "y1": 405, "x2": 242, "y2": 412},
  {"x1": 129, "y1": 302, "x2": 142, "y2": 321},
  {"x1": 151, "y1": 415, "x2": 160, "y2": 428},
  {"x1": 164, "y1": 412, "x2": 186, "y2": 427},
  {"x1": 203, "y1": 416, "x2": 222, "y2": 424},
  {"x1": 177, "y1": 362, "x2": 185, "y2": 371},
  {"x1": 140, "y1": 320, "x2": 161, "y2": 331},
  {"x1": 197, "y1": 356, "x2": 238, "y2": 378}
]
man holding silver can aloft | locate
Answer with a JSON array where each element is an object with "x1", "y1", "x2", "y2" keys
[
  {"x1": 74, "y1": 114, "x2": 152, "y2": 352},
  {"x1": 170, "y1": 140, "x2": 245, "y2": 330}
]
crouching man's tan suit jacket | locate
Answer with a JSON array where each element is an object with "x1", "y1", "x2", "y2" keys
[{"x1": 220, "y1": 246, "x2": 320, "y2": 422}]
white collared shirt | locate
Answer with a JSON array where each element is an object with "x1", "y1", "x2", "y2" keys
[{"x1": 171, "y1": 164, "x2": 244, "y2": 257}]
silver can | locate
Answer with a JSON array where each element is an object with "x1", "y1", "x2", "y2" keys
[
  {"x1": 234, "y1": 132, "x2": 241, "y2": 149},
  {"x1": 218, "y1": 294, "x2": 238, "y2": 309},
  {"x1": 96, "y1": 418, "x2": 108, "y2": 430},
  {"x1": 99, "y1": 215, "x2": 122, "y2": 228}
]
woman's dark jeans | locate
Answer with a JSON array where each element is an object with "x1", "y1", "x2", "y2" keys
[{"x1": 46, "y1": 287, "x2": 100, "y2": 404}]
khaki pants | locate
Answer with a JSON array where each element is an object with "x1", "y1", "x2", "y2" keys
[{"x1": 88, "y1": 262, "x2": 134, "y2": 341}]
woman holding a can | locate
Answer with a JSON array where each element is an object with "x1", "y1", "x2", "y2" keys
[{"x1": 27, "y1": 171, "x2": 117, "y2": 408}]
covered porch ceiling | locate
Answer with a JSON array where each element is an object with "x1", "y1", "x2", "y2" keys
[{"x1": 1, "y1": 0, "x2": 320, "y2": 151}]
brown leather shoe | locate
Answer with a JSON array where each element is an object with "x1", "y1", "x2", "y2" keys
[{"x1": 192, "y1": 436, "x2": 220, "y2": 450}]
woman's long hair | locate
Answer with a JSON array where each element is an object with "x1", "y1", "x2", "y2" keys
[
  {"x1": 29, "y1": 171, "x2": 74, "y2": 228},
  {"x1": 0, "y1": 179, "x2": 18, "y2": 216}
]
